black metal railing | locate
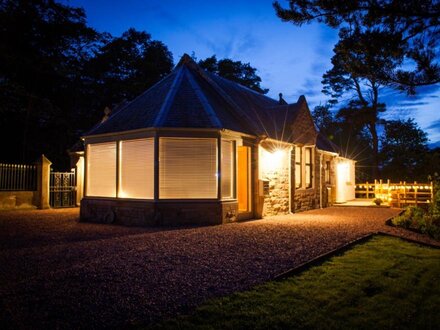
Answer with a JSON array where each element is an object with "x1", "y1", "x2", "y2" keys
[{"x1": 0, "y1": 163, "x2": 37, "y2": 191}]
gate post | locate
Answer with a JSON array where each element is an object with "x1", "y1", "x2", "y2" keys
[{"x1": 35, "y1": 154, "x2": 52, "y2": 209}]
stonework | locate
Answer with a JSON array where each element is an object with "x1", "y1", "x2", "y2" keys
[
  {"x1": 80, "y1": 198, "x2": 238, "y2": 226},
  {"x1": 260, "y1": 147, "x2": 290, "y2": 216}
]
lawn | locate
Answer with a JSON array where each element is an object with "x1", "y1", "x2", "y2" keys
[{"x1": 152, "y1": 235, "x2": 440, "y2": 329}]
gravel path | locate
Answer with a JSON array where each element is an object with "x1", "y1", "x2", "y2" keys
[{"x1": 0, "y1": 206, "x2": 437, "y2": 329}]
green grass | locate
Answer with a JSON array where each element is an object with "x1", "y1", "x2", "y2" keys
[{"x1": 151, "y1": 236, "x2": 440, "y2": 330}]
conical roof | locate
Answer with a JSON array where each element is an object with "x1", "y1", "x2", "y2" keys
[{"x1": 85, "y1": 54, "x2": 319, "y2": 146}]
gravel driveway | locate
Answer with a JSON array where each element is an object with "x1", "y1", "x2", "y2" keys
[{"x1": 0, "y1": 206, "x2": 437, "y2": 328}]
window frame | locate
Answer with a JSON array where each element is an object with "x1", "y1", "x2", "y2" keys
[
  {"x1": 295, "y1": 146, "x2": 302, "y2": 189},
  {"x1": 305, "y1": 147, "x2": 313, "y2": 189}
]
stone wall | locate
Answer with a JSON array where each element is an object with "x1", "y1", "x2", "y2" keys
[
  {"x1": 0, "y1": 191, "x2": 37, "y2": 210},
  {"x1": 260, "y1": 147, "x2": 290, "y2": 216},
  {"x1": 293, "y1": 150, "x2": 337, "y2": 212},
  {"x1": 80, "y1": 198, "x2": 238, "y2": 226}
]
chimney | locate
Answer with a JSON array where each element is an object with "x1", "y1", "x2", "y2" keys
[{"x1": 278, "y1": 93, "x2": 287, "y2": 105}]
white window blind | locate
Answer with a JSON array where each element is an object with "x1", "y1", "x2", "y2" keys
[
  {"x1": 295, "y1": 147, "x2": 302, "y2": 188},
  {"x1": 221, "y1": 140, "x2": 234, "y2": 199},
  {"x1": 159, "y1": 138, "x2": 217, "y2": 199},
  {"x1": 86, "y1": 142, "x2": 116, "y2": 197},
  {"x1": 119, "y1": 138, "x2": 154, "y2": 199}
]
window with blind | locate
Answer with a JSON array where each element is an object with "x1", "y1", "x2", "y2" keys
[
  {"x1": 305, "y1": 147, "x2": 313, "y2": 188},
  {"x1": 86, "y1": 142, "x2": 117, "y2": 197},
  {"x1": 221, "y1": 140, "x2": 234, "y2": 199},
  {"x1": 159, "y1": 138, "x2": 217, "y2": 199},
  {"x1": 119, "y1": 138, "x2": 154, "y2": 199},
  {"x1": 295, "y1": 147, "x2": 302, "y2": 188}
]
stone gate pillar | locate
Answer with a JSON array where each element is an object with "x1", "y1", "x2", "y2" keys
[{"x1": 35, "y1": 154, "x2": 52, "y2": 209}]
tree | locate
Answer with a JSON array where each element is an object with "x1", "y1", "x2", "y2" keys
[
  {"x1": 199, "y1": 55, "x2": 268, "y2": 94},
  {"x1": 85, "y1": 28, "x2": 173, "y2": 121},
  {"x1": 380, "y1": 119, "x2": 429, "y2": 181},
  {"x1": 312, "y1": 103, "x2": 375, "y2": 181},
  {"x1": 0, "y1": 0, "x2": 101, "y2": 166},
  {"x1": 318, "y1": 27, "x2": 402, "y2": 178},
  {"x1": 273, "y1": 0, "x2": 440, "y2": 94}
]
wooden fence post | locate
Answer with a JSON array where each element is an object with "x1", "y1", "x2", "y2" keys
[
  {"x1": 35, "y1": 154, "x2": 52, "y2": 209},
  {"x1": 414, "y1": 181, "x2": 418, "y2": 207}
]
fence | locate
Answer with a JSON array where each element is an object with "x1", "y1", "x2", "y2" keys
[
  {"x1": 356, "y1": 180, "x2": 434, "y2": 207},
  {"x1": 0, "y1": 163, "x2": 37, "y2": 191}
]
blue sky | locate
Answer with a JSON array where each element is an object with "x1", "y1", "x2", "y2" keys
[{"x1": 63, "y1": 0, "x2": 440, "y2": 145}]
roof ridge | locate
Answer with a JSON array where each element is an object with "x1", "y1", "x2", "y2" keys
[
  {"x1": 153, "y1": 66, "x2": 186, "y2": 126},
  {"x1": 187, "y1": 62, "x2": 259, "y2": 135},
  {"x1": 185, "y1": 68, "x2": 222, "y2": 128}
]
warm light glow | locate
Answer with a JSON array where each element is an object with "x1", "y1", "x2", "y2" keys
[
  {"x1": 260, "y1": 148, "x2": 287, "y2": 173},
  {"x1": 337, "y1": 162, "x2": 350, "y2": 183}
]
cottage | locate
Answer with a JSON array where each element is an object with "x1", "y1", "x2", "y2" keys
[{"x1": 78, "y1": 54, "x2": 355, "y2": 226}]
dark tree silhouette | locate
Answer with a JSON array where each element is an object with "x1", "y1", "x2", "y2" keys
[
  {"x1": 0, "y1": 0, "x2": 101, "y2": 166},
  {"x1": 274, "y1": 0, "x2": 440, "y2": 94},
  {"x1": 199, "y1": 55, "x2": 268, "y2": 94},
  {"x1": 0, "y1": 1, "x2": 173, "y2": 169},
  {"x1": 380, "y1": 119, "x2": 429, "y2": 181},
  {"x1": 319, "y1": 27, "x2": 403, "y2": 178},
  {"x1": 85, "y1": 28, "x2": 173, "y2": 119}
]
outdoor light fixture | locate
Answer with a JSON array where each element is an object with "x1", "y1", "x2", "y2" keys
[{"x1": 261, "y1": 148, "x2": 286, "y2": 172}]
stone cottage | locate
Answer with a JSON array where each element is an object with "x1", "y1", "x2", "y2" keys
[{"x1": 78, "y1": 54, "x2": 355, "y2": 226}]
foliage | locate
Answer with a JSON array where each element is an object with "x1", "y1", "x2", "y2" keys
[
  {"x1": 199, "y1": 55, "x2": 268, "y2": 94},
  {"x1": 273, "y1": 0, "x2": 440, "y2": 94},
  {"x1": 392, "y1": 204, "x2": 440, "y2": 241},
  {"x1": 312, "y1": 103, "x2": 375, "y2": 181},
  {"x1": 152, "y1": 236, "x2": 440, "y2": 329},
  {"x1": 0, "y1": 1, "x2": 173, "y2": 169},
  {"x1": 0, "y1": 0, "x2": 102, "y2": 167},
  {"x1": 85, "y1": 28, "x2": 173, "y2": 122},
  {"x1": 380, "y1": 118, "x2": 429, "y2": 181},
  {"x1": 373, "y1": 198, "x2": 383, "y2": 206}
]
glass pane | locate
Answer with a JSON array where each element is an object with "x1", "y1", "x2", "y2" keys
[
  {"x1": 295, "y1": 163, "x2": 301, "y2": 188},
  {"x1": 221, "y1": 140, "x2": 234, "y2": 199},
  {"x1": 306, "y1": 165, "x2": 311, "y2": 187}
]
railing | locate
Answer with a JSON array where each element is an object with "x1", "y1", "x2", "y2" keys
[
  {"x1": 356, "y1": 180, "x2": 434, "y2": 207},
  {"x1": 0, "y1": 163, "x2": 37, "y2": 191}
]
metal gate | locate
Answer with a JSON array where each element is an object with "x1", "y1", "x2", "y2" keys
[{"x1": 50, "y1": 170, "x2": 76, "y2": 208}]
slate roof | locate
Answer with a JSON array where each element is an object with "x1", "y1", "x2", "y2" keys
[{"x1": 83, "y1": 54, "x2": 340, "y2": 154}]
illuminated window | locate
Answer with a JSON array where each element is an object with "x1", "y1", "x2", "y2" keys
[
  {"x1": 86, "y1": 142, "x2": 116, "y2": 197},
  {"x1": 295, "y1": 147, "x2": 302, "y2": 188},
  {"x1": 119, "y1": 138, "x2": 154, "y2": 199},
  {"x1": 325, "y1": 161, "x2": 331, "y2": 184},
  {"x1": 305, "y1": 147, "x2": 313, "y2": 188},
  {"x1": 221, "y1": 140, "x2": 234, "y2": 199},
  {"x1": 159, "y1": 138, "x2": 217, "y2": 199}
]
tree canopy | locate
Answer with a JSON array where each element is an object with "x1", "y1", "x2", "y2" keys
[
  {"x1": 274, "y1": 0, "x2": 440, "y2": 94},
  {"x1": 380, "y1": 119, "x2": 429, "y2": 181},
  {"x1": 199, "y1": 55, "x2": 268, "y2": 94},
  {"x1": 0, "y1": 1, "x2": 173, "y2": 168}
]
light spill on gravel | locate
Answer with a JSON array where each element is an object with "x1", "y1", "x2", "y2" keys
[{"x1": 0, "y1": 207, "x2": 437, "y2": 328}]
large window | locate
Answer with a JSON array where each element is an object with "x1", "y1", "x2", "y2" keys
[
  {"x1": 305, "y1": 147, "x2": 313, "y2": 188},
  {"x1": 119, "y1": 138, "x2": 154, "y2": 199},
  {"x1": 221, "y1": 140, "x2": 234, "y2": 199},
  {"x1": 159, "y1": 138, "x2": 217, "y2": 199},
  {"x1": 295, "y1": 147, "x2": 302, "y2": 188},
  {"x1": 86, "y1": 142, "x2": 117, "y2": 197}
]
